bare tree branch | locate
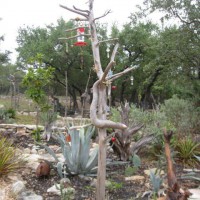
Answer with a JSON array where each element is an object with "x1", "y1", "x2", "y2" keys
[
  {"x1": 73, "y1": 5, "x2": 90, "y2": 14},
  {"x1": 104, "y1": 132, "x2": 116, "y2": 143},
  {"x1": 90, "y1": 80, "x2": 127, "y2": 129},
  {"x1": 127, "y1": 124, "x2": 144, "y2": 136},
  {"x1": 130, "y1": 134, "x2": 154, "y2": 153},
  {"x1": 94, "y1": 10, "x2": 112, "y2": 21},
  {"x1": 107, "y1": 66, "x2": 135, "y2": 82},
  {"x1": 60, "y1": 4, "x2": 88, "y2": 18},
  {"x1": 101, "y1": 43, "x2": 119, "y2": 82},
  {"x1": 98, "y1": 38, "x2": 118, "y2": 45}
]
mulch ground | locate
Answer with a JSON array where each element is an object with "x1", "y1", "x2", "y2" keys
[{"x1": 10, "y1": 134, "x2": 200, "y2": 200}]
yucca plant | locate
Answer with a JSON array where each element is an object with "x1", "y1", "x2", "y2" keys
[
  {"x1": 42, "y1": 124, "x2": 98, "y2": 177},
  {"x1": 0, "y1": 137, "x2": 23, "y2": 176},
  {"x1": 175, "y1": 137, "x2": 200, "y2": 166}
]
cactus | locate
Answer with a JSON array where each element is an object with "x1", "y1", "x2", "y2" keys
[{"x1": 42, "y1": 124, "x2": 98, "y2": 177}]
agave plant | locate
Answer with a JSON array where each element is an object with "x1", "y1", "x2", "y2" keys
[{"x1": 42, "y1": 124, "x2": 98, "y2": 177}]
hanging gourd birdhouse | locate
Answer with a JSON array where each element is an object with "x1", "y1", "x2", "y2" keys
[
  {"x1": 74, "y1": 23, "x2": 87, "y2": 47},
  {"x1": 111, "y1": 85, "x2": 117, "y2": 90}
]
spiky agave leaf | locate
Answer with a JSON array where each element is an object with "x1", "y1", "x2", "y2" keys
[
  {"x1": 70, "y1": 129, "x2": 81, "y2": 173},
  {"x1": 79, "y1": 125, "x2": 95, "y2": 170},
  {"x1": 85, "y1": 147, "x2": 99, "y2": 172}
]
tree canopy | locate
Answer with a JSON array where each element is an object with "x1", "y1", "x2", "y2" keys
[{"x1": 14, "y1": 1, "x2": 200, "y2": 109}]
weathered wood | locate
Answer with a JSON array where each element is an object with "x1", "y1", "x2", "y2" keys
[
  {"x1": 60, "y1": 1, "x2": 135, "y2": 199},
  {"x1": 164, "y1": 129, "x2": 191, "y2": 200}
]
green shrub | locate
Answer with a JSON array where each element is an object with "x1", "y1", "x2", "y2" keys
[
  {"x1": 31, "y1": 127, "x2": 43, "y2": 142},
  {"x1": 161, "y1": 95, "x2": 199, "y2": 135},
  {"x1": 175, "y1": 137, "x2": 200, "y2": 166},
  {"x1": 125, "y1": 166, "x2": 138, "y2": 177},
  {"x1": 106, "y1": 180, "x2": 123, "y2": 191},
  {"x1": 0, "y1": 108, "x2": 16, "y2": 123},
  {"x1": 111, "y1": 104, "x2": 168, "y2": 137},
  {"x1": 0, "y1": 137, "x2": 23, "y2": 176},
  {"x1": 4, "y1": 108, "x2": 16, "y2": 119}
]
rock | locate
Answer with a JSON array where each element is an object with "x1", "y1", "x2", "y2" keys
[
  {"x1": 0, "y1": 189, "x2": 6, "y2": 200},
  {"x1": 47, "y1": 184, "x2": 60, "y2": 195},
  {"x1": 90, "y1": 178, "x2": 97, "y2": 187},
  {"x1": 49, "y1": 145, "x2": 60, "y2": 152},
  {"x1": 90, "y1": 179, "x2": 113, "y2": 188},
  {"x1": 189, "y1": 188, "x2": 200, "y2": 200},
  {"x1": 23, "y1": 148, "x2": 31, "y2": 154},
  {"x1": 30, "y1": 149, "x2": 38, "y2": 154},
  {"x1": 11, "y1": 181, "x2": 26, "y2": 196},
  {"x1": 125, "y1": 175, "x2": 145, "y2": 181},
  {"x1": 78, "y1": 175, "x2": 92, "y2": 182},
  {"x1": 144, "y1": 168, "x2": 164, "y2": 176},
  {"x1": 17, "y1": 190, "x2": 43, "y2": 200},
  {"x1": 16, "y1": 126, "x2": 27, "y2": 135},
  {"x1": 7, "y1": 173, "x2": 22, "y2": 182},
  {"x1": 37, "y1": 149, "x2": 46, "y2": 154},
  {"x1": 38, "y1": 154, "x2": 57, "y2": 162}
]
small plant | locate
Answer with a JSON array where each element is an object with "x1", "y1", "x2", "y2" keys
[
  {"x1": 0, "y1": 137, "x2": 23, "y2": 176},
  {"x1": 40, "y1": 110, "x2": 57, "y2": 140},
  {"x1": 125, "y1": 166, "x2": 138, "y2": 177},
  {"x1": 175, "y1": 137, "x2": 200, "y2": 166},
  {"x1": 110, "y1": 102, "x2": 154, "y2": 161},
  {"x1": 125, "y1": 153, "x2": 141, "y2": 176},
  {"x1": 4, "y1": 107, "x2": 16, "y2": 119},
  {"x1": 149, "y1": 170, "x2": 163, "y2": 195},
  {"x1": 0, "y1": 108, "x2": 16, "y2": 123},
  {"x1": 131, "y1": 153, "x2": 141, "y2": 168},
  {"x1": 56, "y1": 184, "x2": 75, "y2": 200},
  {"x1": 32, "y1": 127, "x2": 43, "y2": 142},
  {"x1": 106, "y1": 180, "x2": 123, "y2": 191},
  {"x1": 41, "y1": 124, "x2": 98, "y2": 177}
]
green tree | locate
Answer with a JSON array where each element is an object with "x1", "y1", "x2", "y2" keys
[
  {"x1": 141, "y1": 0, "x2": 200, "y2": 106},
  {"x1": 16, "y1": 18, "x2": 110, "y2": 112},
  {"x1": 116, "y1": 20, "x2": 161, "y2": 108},
  {"x1": 22, "y1": 55, "x2": 54, "y2": 126}
]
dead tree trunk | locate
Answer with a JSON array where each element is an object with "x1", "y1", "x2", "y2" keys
[
  {"x1": 111, "y1": 102, "x2": 153, "y2": 161},
  {"x1": 60, "y1": 1, "x2": 135, "y2": 199},
  {"x1": 163, "y1": 129, "x2": 191, "y2": 200}
]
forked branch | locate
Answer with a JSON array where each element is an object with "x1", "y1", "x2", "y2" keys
[
  {"x1": 60, "y1": 4, "x2": 88, "y2": 18},
  {"x1": 94, "y1": 10, "x2": 112, "y2": 21},
  {"x1": 107, "y1": 66, "x2": 135, "y2": 82},
  {"x1": 100, "y1": 43, "x2": 119, "y2": 82},
  {"x1": 73, "y1": 6, "x2": 90, "y2": 14}
]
